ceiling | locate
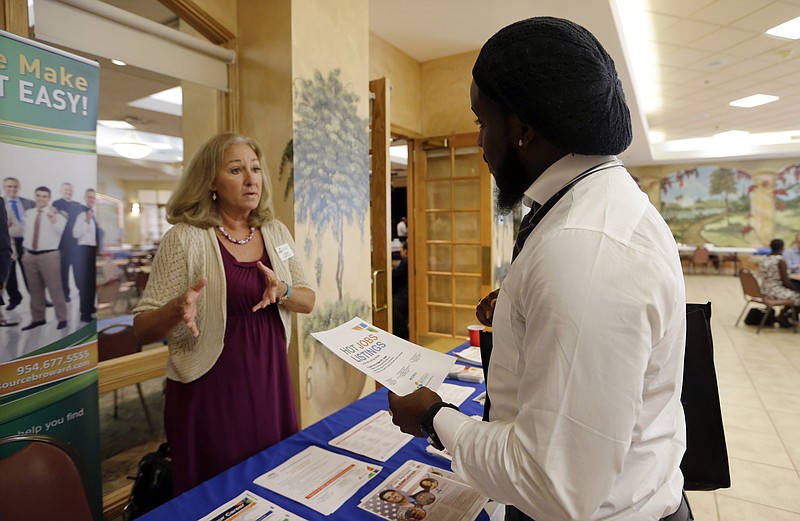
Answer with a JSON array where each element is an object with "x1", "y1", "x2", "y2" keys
[
  {"x1": 371, "y1": 0, "x2": 800, "y2": 166},
  {"x1": 83, "y1": 0, "x2": 800, "y2": 174}
]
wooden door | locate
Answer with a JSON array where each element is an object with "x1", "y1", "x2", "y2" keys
[
  {"x1": 369, "y1": 78, "x2": 391, "y2": 330},
  {"x1": 413, "y1": 133, "x2": 492, "y2": 341}
]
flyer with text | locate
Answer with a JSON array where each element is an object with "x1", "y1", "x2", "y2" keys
[
  {"x1": 358, "y1": 460, "x2": 488, "y2": 521},
  {"x1": 311, "y1": 318, "x2": 456, "y2": 395},
  {"x1": 198, "y1": 490, "x2": 307, "y2": 521}
]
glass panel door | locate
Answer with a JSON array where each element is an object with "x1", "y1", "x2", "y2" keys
[{"x1": 414, "y1": 133, "x2": 491, "y2": 341}]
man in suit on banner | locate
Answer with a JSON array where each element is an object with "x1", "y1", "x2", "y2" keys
[
  {"x1": 0, "y1": 197, "x2": 18, "y2": 327},
  {"x1": 72, "y1": 188, "x2": 99, "y2": 323},
  {"x1": 52, "y1": 181, "x2": 87, "y2": 304},
  {"x1": 3, "y1": 177, "x2": 35, "y2": 311}
]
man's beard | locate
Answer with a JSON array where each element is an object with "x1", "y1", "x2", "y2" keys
[{"x1": 493, "y1": 144, "x2": 530, "y2": 214}]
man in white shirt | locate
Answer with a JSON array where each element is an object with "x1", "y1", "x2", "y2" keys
[
  {"x1": 396, "y1": 216, "x2": 408, "y2": 239},
  {"x1": 72, "y1": 188, "x2": 98, "y2": 323},
  {"x1": 389, "y1": 17, "x2": 689, "y2": 521},
  {"x1": 782, "y1": 233, "x2": 800, "y2": 273},
  {"x1": 21, "y1": 186, "x2": 68, "y2": 331},
  {"x1": 3, "y1": 176, "x2": 35, "y2": 311}
]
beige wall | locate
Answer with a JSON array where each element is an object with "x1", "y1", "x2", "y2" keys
[
  {"x1": 369, "y1": 33, "x2": 422, "y2": 136},
  {"x1": 237, "y1": 0, "x2": 294, "y2": 227},
  {"x1": 421, "y1": 50, "x2": 478, "y2": 137}
]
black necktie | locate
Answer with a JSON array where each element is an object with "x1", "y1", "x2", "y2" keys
[{"x1": 512, "y1": 201, "x2": 541, "y2": 262}]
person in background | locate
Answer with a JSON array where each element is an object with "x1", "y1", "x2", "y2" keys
[
  {"x1": 22, "y1": 186, "x2": 68, "y2": 331},
  {"x1": 72, "y1": 189, "x2": 98, "y2": 323},
  {"x1": 53, "y1": 182, "x2": 86, "y2": 304},
  {"x1": 3, "y1": 176, "x2": 35, "y2": 311},
  {"x1": 0, "y1": 198, "x2": 18, "y2": 327},
  {"x1": 397, "y1": 216, "x2": 408, "y2": 239},
  {"x1": 389, "y1": 17, "x2": 690, "y2": 521},
  {"x1": 759, "y1": 238, "x2": 800, "y2": 327},
  {"x1": 392, "y1": 239, "x2": 409, "y2": 340},
  {"x1": 781, "y1": 232, "x2": 800, "y2": 274},
  {"x1": 133, "y1": 133, "x2": 315, "y2": 495}
]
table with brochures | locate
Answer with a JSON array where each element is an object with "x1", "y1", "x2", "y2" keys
[{"x1": 140, "y1": 343, "x2": 491, "y2": 521}]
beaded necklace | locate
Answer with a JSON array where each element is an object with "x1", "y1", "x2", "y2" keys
[{"x1": 217, "y1": 225, "x2": 256, "y2": 245}]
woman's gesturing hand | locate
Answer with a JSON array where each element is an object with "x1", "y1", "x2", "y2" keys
[
  {"x1": 252, "y1": 261, "x2": 280, "y2": 312},
  {"x1": 180, "y1": 277, "x2": 208, "y2": 337}
]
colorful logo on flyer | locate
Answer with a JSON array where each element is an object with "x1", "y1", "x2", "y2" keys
[{"x1": 352, "y1": 322, "x2": 379, "y2": 333}]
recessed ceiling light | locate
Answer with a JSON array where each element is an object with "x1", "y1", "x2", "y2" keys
[
  {"x1": 766, "y1": 16, "x2": 800, "y2": 40},
  {"x1": 648, "y1": 130, "x2": 665, "y2": 143},
  {"x1": 98, "y1": 120, "x2": 135, "y2": 130},
  {"x1": 110, "y1": 59, "x2": 127, "y2": 66},
  {"x1": 713, "y1": 130, "x2": 749, "y2": 140},
  {"x1": 729, "y1": 94, "x2": 779, "y2": 108},
  {"x1": 129, "y1": 86, "x2": 182, "y2": 117},
  {"x1": 112, "y1": 142, "x2": 153, "y2": 160}
]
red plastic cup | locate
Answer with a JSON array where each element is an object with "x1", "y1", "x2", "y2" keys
[{"x1": 468, "y1": 325, "x2": 484, "y2": 346}]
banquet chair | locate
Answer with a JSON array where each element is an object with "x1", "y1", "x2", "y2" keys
[
  {"x1": 96, "y1": 277, "x2": 122, "y2": 317},
  {"x1": 98, "y1": 324, "x2": 156, "y2": 433},
  {"x1": 689, "y1": 247, "x2": 716, "y2": 274},
  {"x1": 0, "y1": 434, "x2": 96, "y2": 521},
  {"x1": 718, "y1": 253, "x2": 740, "y2": 276},
  {"x1": 735, "y1": 269, "x2": 796, "y2": 333}
]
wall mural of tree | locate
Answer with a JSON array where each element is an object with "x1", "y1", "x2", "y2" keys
[
  {"x1": 660, "y1": 166, "x2": 753, "y2": 246},
  {"x1": 294, "y1": 69, "x2": 370, "y2": 300},
  {"x1": 774, "y1": 162, "x2": 800, "y2": 243},
  {"x1": 289, "y1": 68, "x2": 371, "y2": 417}
]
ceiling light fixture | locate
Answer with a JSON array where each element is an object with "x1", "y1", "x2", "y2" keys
[
  {"x1": 729, "y1": 94, "x2": 779, "y2": 108},
  {"x1": 766, "y1": 16, "x2": 800, "y2": 39},
  {"x1": 98, "y1": 119, "x2": 135, "y2": 130},
  {"x1": 110, "y1": 59, "x2": 127, "y2": 66},
  {"x1": 112, "y1": 142, "x2": 153, "y2": 159}
]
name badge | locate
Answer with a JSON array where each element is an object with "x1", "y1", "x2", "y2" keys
[{"x1": 276, "y1": 243, "x2": 294, "y2": 261}]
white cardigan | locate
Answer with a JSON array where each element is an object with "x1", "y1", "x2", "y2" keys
[{"x1": 134, "y1": 220, "x2": 311, "y2": 383}]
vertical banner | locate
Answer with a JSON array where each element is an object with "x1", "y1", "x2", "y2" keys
[{"x1": 0, "y1": 30, "x2": 102, "y2": 517}]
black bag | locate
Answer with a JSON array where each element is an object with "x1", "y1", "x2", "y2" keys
[
  {"x1": 681, "y1": 302, "x2": 731, "y2": 490},
  {"x1": 123, "y1": 442, "x2": 173, "y2": 520},
  {"x1": 743, "y1": 307, "x2": 775, "y2": 326}
]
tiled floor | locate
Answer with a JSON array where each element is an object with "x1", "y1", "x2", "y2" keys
[
  {"x1": 101, "y1": 274, "x2": 800, "y2": 519},
  {"x1": 683, "y1": 274, "x2": 800, "y2": 520}
]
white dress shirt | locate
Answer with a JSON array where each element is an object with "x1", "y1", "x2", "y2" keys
[
  {"x1": 72, "y1": 210, "x2": 98, "y2": 246},
  {"x1": 436, "y1": 154, "x2": 687, "y2": 520},
  {"x1": 22, "y1": 206, "x2": 66, "y2": 251}
]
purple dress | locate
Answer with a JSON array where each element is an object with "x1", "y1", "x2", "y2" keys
[{"x1": 165, "y1": 243, "x2": 299, "y2": 495}]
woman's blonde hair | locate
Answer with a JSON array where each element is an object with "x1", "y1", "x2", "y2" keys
[{"x1": 166, "y1": 133, "x2": 274, "y2": 228}]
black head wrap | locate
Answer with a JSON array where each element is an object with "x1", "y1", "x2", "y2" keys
[{"x1": 472, "y1": 16, "x2": 632, "y2": 155}]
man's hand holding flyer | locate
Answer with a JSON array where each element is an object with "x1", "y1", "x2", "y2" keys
[{"x1": 311, "y1": 317, "x2": 456, "y2": 395}]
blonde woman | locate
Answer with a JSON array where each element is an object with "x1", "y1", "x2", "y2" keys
[{"x1": 134, "y1": 133, "x2": 315, "y2": 494}]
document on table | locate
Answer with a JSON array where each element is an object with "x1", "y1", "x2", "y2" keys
[
  {"x1": 198, "y1": 490, "x2": 307, "y2": 521},
  {"x1": 358, "y1": 460, "x2": 488, "y2": 521},
  {"x1": 328, "y1": 410, "x2": 413, "y2": 462},
  {"x1": 311, "y1": 317, "x2": 456, "y2": 395},
  {"x1": 436, "y1": 382, "x2": 477, "y2": 407},
  {"x1": 253, "y1": 445, "x2": 382, "y2": 516},
  {"x1": 453, "y1": 345, "x2": 483, "y2": 365}
]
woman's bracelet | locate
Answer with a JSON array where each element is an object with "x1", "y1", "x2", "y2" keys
[{"x1": 278, "y1": 282, "x2": 291, "y2": 302}]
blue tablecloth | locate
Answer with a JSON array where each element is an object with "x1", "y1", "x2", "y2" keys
[{"x1": 140, "y1": 345, "x2": 488, "y2": 520}]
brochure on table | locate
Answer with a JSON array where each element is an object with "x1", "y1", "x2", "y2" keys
[
  {"x1": 253, "y1": 446, "x2": 381, "y2": 516},
  {"x1": 358, "y1": 459, "x2": 488, "y2": 521},
  {"x1": 311, "y1": 317, "x2": 456, "y2": 395},
  {"x1": 198, "y1": 490, "x2": 307, "y2": 521},
  {"x1": 329, "y1": 410, "x2": 413, "y2": 462}
]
